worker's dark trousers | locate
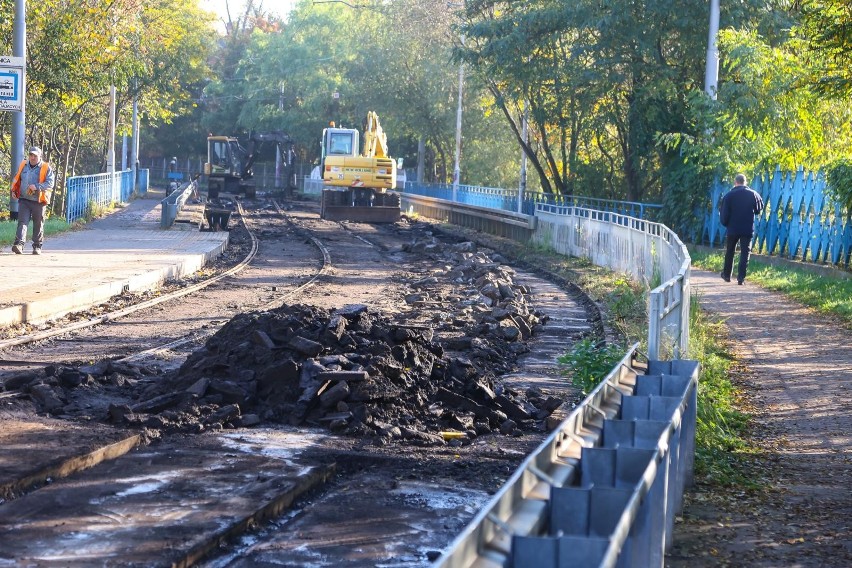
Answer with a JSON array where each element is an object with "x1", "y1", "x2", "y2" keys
[
  {"x1": 14, "y1": 199, "x2": 47, "y2": 248},
  {"x1": 722, "y1": 233, "x2": 753, "y2": 283}
]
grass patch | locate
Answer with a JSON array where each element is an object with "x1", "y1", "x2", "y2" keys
[
  {"x1": 690, "y1": 248, "x2": 852, "y2": 326},
  {"x1": 0, "y1": 217, "x2": 74, "y2": 246},
  {"x1": 686, "y1": 295, "x2": 758, "y2": 486}
]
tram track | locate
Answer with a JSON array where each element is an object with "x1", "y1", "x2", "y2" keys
[{"x1": 0, "y1": 196, "x2": 602, "y2": 566}]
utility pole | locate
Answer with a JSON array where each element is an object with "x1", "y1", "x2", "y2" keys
[
  {"x1": 108, "y1": 86, "x2": 116, "y2": 199},
  {"x1": 705, "y1": 0, "x2": 720, "y2": 99},
  {"x1": 131, "y1": 79, "x2": 139, "y2": 194},
  {"x1": 10, "y1": 0, "x2": 26, "y2": 220},
  {"x1": 518, "y1": 100, "x2": 528, "y2": 214},
  {"x1": 452, "y1": 35, "x2": 464, "y2": 202},
  {"x1": 276, "y1": 83, "x2": 284, "y2": 188}
]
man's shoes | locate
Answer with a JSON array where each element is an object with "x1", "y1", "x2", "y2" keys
[
  {"x1": 32, "y1": 247, "x2": 42, "y2": 256},
  {"x1": 720, "y1": 272, "x2": 731, "y2": 282},
  {"x1": 737, "y1": 280, "x2": 744, "y2": 285},
  {"x1": 11, "y1": 244, "x2": 22, "y2": 255}
]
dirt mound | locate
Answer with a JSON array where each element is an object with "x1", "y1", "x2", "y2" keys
[{"x1": 10, "y1": 238, "x2": 566, "y2": 446}]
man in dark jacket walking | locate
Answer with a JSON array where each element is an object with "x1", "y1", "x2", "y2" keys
[{"x1": 720, "y1": 173, "x2": 765, "y2": 284}]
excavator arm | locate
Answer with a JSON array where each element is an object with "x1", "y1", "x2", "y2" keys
[
  {"x1": 361, "y1": 111, "x2": 390, "y2": 159},
  {"x1": 243, "y1": 131, "x2": 294, "y2": 179}
]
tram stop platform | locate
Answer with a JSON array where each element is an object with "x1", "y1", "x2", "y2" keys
[{"x1": 0, "y1": 192, "x2": 229, "y2": 328}]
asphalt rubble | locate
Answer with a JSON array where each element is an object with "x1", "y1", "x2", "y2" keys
[{"x1": 7, "y1": 234, "x2": 568, "y2": 447}]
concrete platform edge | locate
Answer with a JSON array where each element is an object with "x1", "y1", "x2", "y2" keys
[{"x1": 0, "y1": 238, "x2": 228, "y2": 327}]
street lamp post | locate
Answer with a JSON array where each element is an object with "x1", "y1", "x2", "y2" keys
[
  {"x1": 705, "y1": 0, "x2": 720, "y2": 99},
  {"x1": 518, "y1": 99, "x2": 528, "y2": 214},
  {"x1": 452, "y1": 35, "x2": 464, "y2": 202}
]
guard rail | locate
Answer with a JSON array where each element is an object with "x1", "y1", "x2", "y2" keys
[
  {"x1": 400, "y1": 194, "x2": 690, "y2": 360},
  {"x1": 435, "y1": 346, "x2": 698, "y2": 568},
  {"x1": 160, "y1": 178, "x2": 198, "y2": 229}
]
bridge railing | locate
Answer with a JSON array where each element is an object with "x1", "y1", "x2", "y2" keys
[
  {"x1": 402, "y1": 181, "x2": 663, "y2": 221},
  {"x1": 400, "y1": 194, "x2": 690, "y2": 360}
]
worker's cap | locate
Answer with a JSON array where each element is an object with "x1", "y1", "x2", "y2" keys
[{"x1": 28, "y1": 146, "x2": 42, "y2": 157}]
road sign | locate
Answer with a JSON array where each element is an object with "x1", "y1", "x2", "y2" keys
[{"x1": 0, "y1": 56, "x2": 24, "y2": 112}]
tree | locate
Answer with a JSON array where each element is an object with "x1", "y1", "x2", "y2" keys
[
  {"x1": 800, "y1": 0, "x2": 852, "y2": 97},
  {"x1": 0, "y1": 0, "x2": 214, "y2": 214}
]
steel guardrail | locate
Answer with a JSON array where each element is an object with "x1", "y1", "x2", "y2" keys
[
  {"x1": 435, "y1": 346, "x2": 699, "y2": 568},
  {"x1": 160, "y1": 178, "x2": 198, "y2": 229},
  {"x1": 398, "y1": 195, "x2": 697, "y2": 566},
  {"x1": 532, "y1": 204, "x2": 690, "y2": 360}
]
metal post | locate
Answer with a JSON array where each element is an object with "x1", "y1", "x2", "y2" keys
[
  {"x1": 108, "y1": 85, "x2": 116, "y2": 199},
  {"x1": 704, "y1": 0, "x2": 720, "y2": 99},
  {"x1": 452, "y1": 35, "x2": 464, "y2": 202},
  {"x1": 10, "y1": 0, "x2": 26, "y2": 219},
  {"x1": 275, "y1": 83, "x2": 283, "y2": 188},
  {"x1": 416, "y1": 136, "x2": 425, "y2": 183},
  {"x1": 121, "y1": 135, "x2": 128, "y2": 171},
  {"x1": 131, "y1": 81, "x2": 139, "y2": 193},
  {"x1": 518, "y1": 100, "x2": 528, "y2": 213}
]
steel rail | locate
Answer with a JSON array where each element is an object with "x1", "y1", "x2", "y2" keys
[
  {"x1": 0, "y1": 203, "x2": 257, "y2": 353},
  {"x1": 117, "y1": 202, "x2": 332, "y2": 365}
]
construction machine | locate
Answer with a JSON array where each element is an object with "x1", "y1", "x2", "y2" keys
[
  {"x1": 320, "y1": 111, "x2": 402, "y2": 223},
  {"x1": 204, "y1": 131, "x2": 295, "y2": 199}
]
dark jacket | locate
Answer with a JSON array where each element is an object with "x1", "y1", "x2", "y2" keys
[{"x1": 720, "y1": 185, "x2": 764, "y2": 236}]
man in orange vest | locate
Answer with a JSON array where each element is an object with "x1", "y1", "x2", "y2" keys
[{"x1": 10, "y1": 146, "x2": 55, "y2": 255}]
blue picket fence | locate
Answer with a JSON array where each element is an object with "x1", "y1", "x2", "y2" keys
[
  {"x1": 65, "y1": 169, "x2": 149, "y2": 223},
  {"x1": 402, "y1": 182, "x2": 662, "y2": 221},
  {"x1": 703, "y1": 167, "x2": 852, "y2": 266}
]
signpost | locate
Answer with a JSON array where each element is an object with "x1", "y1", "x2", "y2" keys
[{"x1": 0, "y1": 56, "x2": 24, "y2": 112}]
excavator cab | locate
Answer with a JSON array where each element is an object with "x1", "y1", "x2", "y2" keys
[
  {"x1": 326, "y1": 130, "x2": 357, "y2": 156},
  {"x1": 204, "y1": 131, "x2": 294, "y2": 200},
  {"x1": 205, "y1": 136, "x2": 252, "y2": 199},
  {"x1": 319, "y1": 112, "x2": 401, "y2": 223}
]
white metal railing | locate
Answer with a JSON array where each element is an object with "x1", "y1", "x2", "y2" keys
[{"x1": 533, "y1": 204, "x2": 691, "y2": 360}]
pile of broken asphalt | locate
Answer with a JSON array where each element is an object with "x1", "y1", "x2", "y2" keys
[{"x1": 5, "y1": 237, "x2": 573, "y2": 446}]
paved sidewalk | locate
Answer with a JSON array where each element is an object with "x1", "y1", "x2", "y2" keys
[
  {"x1": 0, "y1": 195, "x2": 228, "y2": 328},
  {"x1": 677, "y1": 269, "x2": 852, "y2": 565}
]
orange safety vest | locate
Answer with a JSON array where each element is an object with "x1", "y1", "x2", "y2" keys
[{"x1": 11, "y1": 160, "x2": 50, "y2": 196}]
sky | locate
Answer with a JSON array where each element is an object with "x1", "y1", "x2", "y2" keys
[{"x1": 198, "y1": 0, "x2": 296, "y2": 31}]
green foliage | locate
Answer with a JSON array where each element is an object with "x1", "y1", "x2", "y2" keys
[
  {"x1": 605, "y1": 277, "x2": 647, "y2": 340},
  {"x1": 826, "y1": 158, "x2": 852, "y2": 213},
  {"x1": 557, "y1": 338, "x2": 625, "y2": 395},
  {"x1": 799, "y1": 0, "x2": 852, "y2": 98},
  {"x1": 0, "y1": 0, "x2": 215, "y2": 209}
]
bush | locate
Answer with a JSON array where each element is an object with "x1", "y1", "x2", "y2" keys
[{"x1": 558, "y1": 338, "x2": 625, "y2": 395}]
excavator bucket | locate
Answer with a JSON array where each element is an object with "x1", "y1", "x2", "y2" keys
[{"x1": 320, "y1": 189, "x2": 400, "y2": 223}]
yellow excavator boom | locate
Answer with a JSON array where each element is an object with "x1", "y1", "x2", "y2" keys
[{"x1": 361, "y1": 110, "x2": 390, "y2": 159}]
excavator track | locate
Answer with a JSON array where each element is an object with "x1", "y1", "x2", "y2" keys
[{"x1": 320, "y1": 187, "x2": 401, "y2": 223}]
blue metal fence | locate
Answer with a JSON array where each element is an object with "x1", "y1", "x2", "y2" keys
[
  {"x1": 402, "y1": 181, "x2": 662, "y2": 221},
  {"x1": 703, "y1": 167, "x2": 852, "y2": 266},
  {"x1": 65, "y1": 170, "x2": 149, "y2": 223}
]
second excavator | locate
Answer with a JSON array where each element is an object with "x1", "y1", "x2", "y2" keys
[{"x1": 319, "y1": 111, "x2": 402, "y2": 223}]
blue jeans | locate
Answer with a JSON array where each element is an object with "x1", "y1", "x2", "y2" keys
[{"x1": 723, "y1": 233, "x2": 753, "y2": 283}]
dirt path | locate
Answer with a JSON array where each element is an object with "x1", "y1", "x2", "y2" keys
[{"x1": 668, "y1": 269, "x2": 852, "y2": 567}]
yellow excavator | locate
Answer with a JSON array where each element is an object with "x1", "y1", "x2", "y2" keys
[{"x1": 319, "y1": 111, "x2": 402, "y2": 223}]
